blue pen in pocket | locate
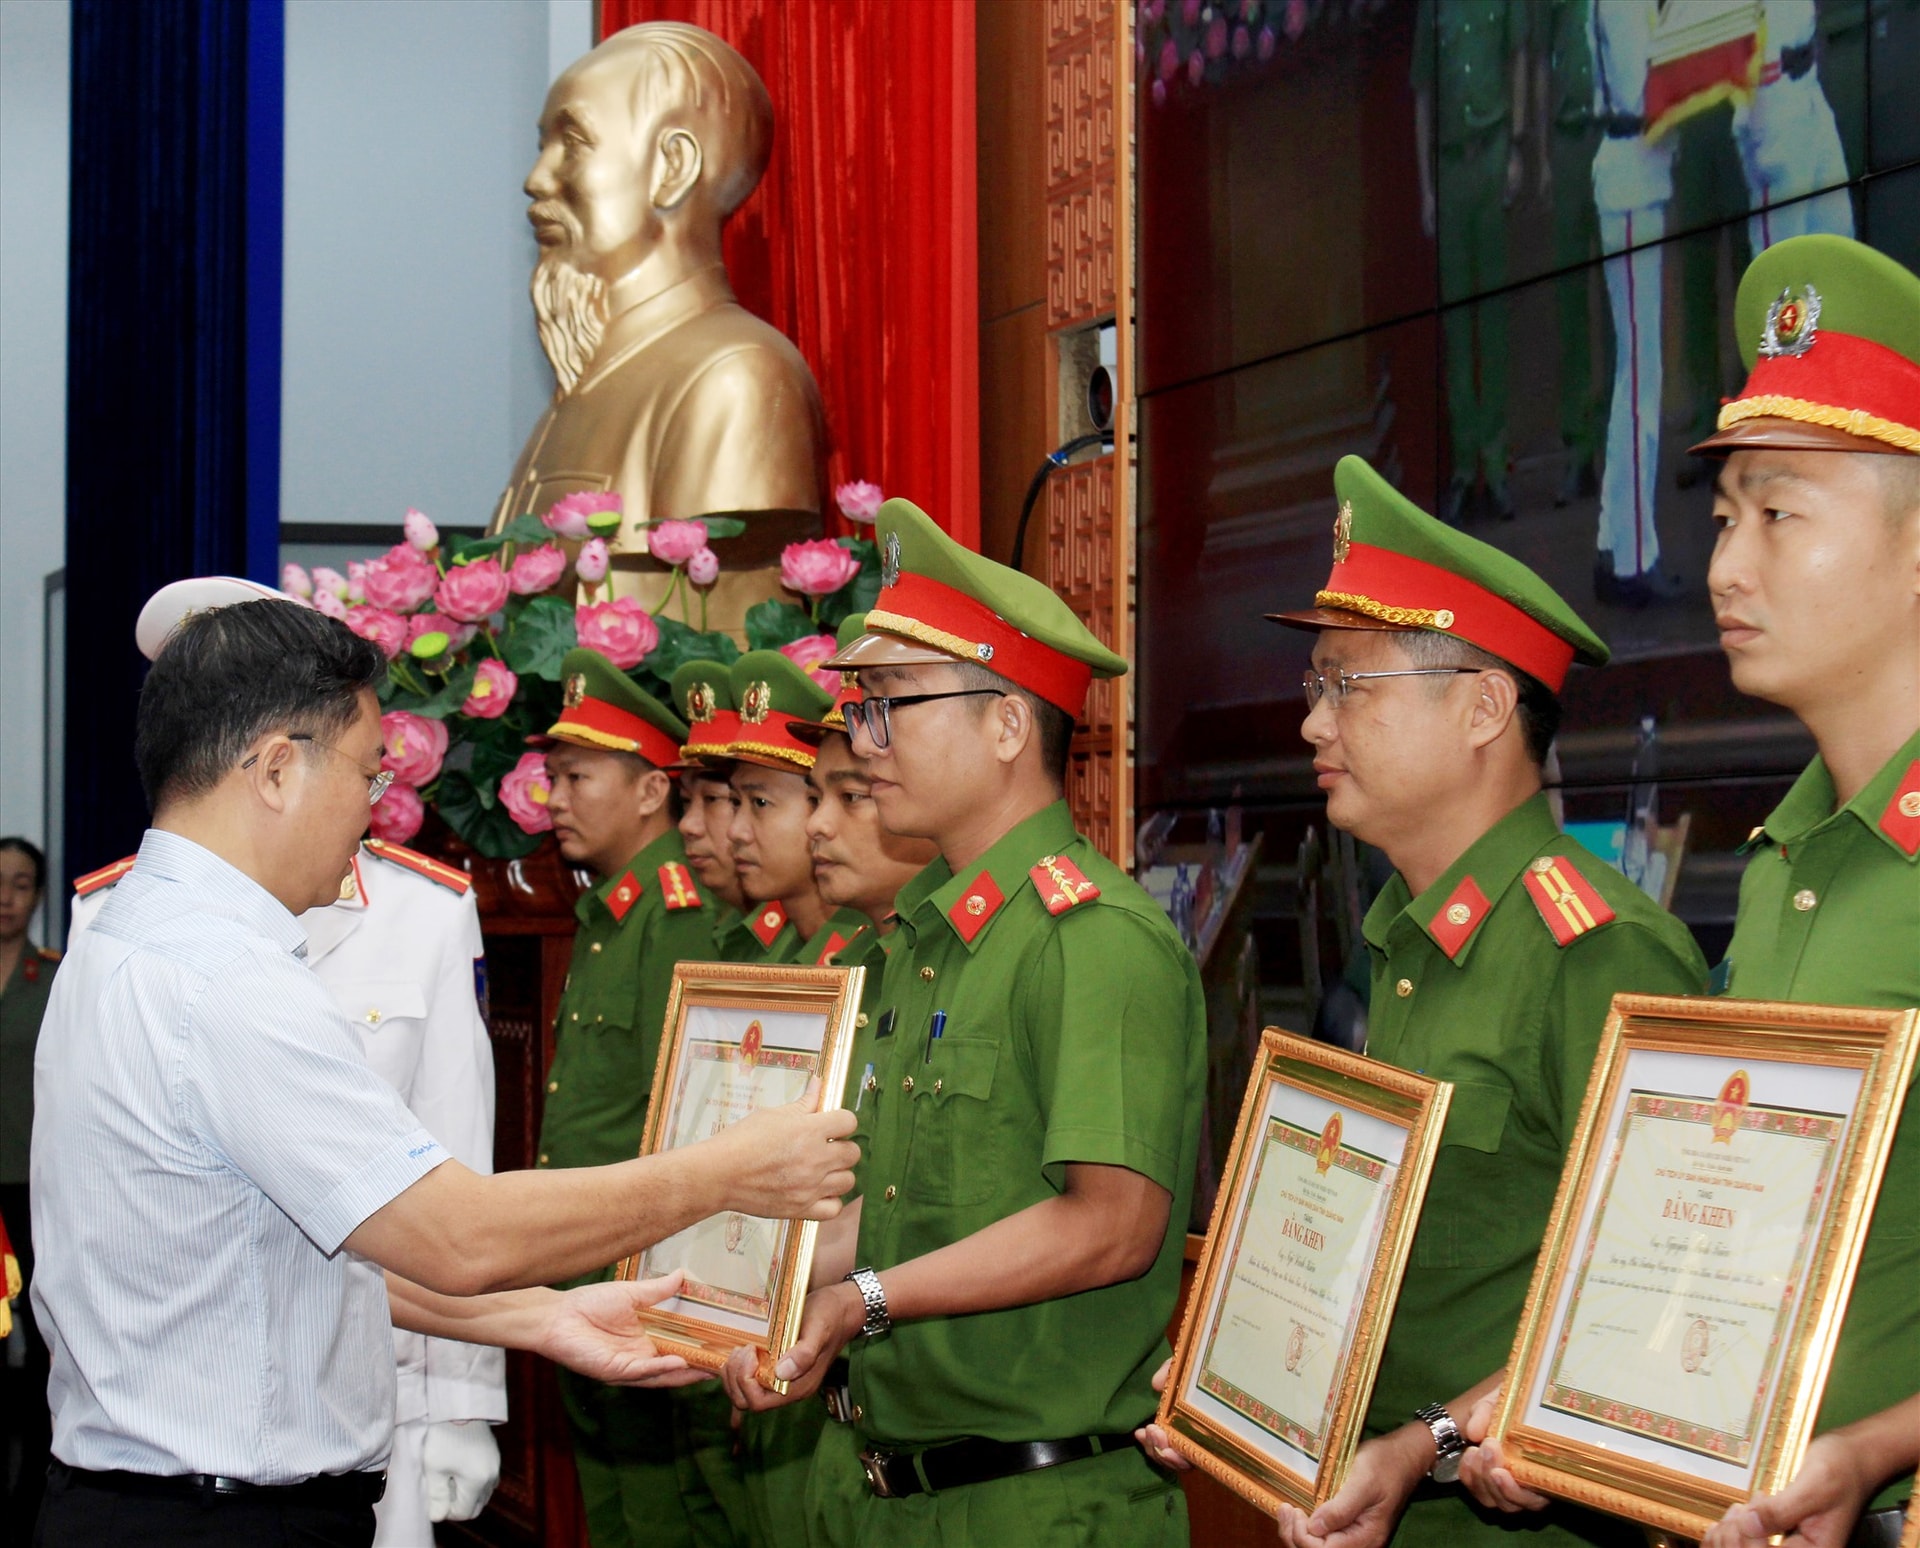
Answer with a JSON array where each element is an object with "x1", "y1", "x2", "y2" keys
[
  {"x1": 854, "y1": 1061, "x2": 874, "y2": 1112},
  {"x1": 924, "y1": 1009, "x2": 948, "y2": 1065}
]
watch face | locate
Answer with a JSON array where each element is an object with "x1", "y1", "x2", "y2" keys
[{"x1": 1431, "y1": 1450, "x2": 1464, "y2": 1485}]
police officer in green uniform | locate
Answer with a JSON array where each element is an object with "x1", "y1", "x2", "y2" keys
[
  {"x1": 671, "y1": 659, "x2": 749, "y2": 925},
  {"x1": 1684, "y1": 235, "x2": 1920, "y2": 1548},
  {"x1": 535, "y1": 648, "x2": 727, "y2": 1548},
  {"x1": 1415, "y1": 0, "x2": 1528, "y2": 524},
  {"x1": 1245, "y1": 457, "x2": 1707, "y2": 1548},
  {"x1": 720, "y1": 499, "x2": 1205, "y2": 1548}
]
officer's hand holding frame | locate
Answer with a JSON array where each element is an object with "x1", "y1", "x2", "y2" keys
[
  {"x1": 1156, "y1": 1028, "x2": 1451, "y2": 1517},
  {"x1": 615, "y1": 960, "x2": 865, "y2": 1392}
]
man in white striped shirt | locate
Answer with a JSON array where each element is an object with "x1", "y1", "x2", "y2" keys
[{"x1": 31, "y1": 599, "x2": 857, "y2": 1547}]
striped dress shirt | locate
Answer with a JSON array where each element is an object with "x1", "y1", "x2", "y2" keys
[{"x1": 31, "y1": 830, "x2": 447, "y2": 1481}]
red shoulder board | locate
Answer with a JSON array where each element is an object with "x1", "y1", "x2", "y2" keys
[
  {"x1": 606, "y1": 870, "x2": 643, "y2": 923},
  {"x1": 657, "y1": 861, "x2": 704, "y2": 910},
  {"x1": 1427, "y1": 875, "x2": 1492, "y2": 959},
  {"x1": 948, "y1": 871, "x2": 1006, "y2": 942},
  {"x1": 1029, "y1": 854, "x2": 1100, "y2": 916},
  {"x1": 1877, "y1": 759, "x2": 1920, "y2": 857},
  {"x1": 364, "y1": 839, "x2": 472, "y2": 894},
  {"x1": 1522, "y1": 855, "x2": 1618, "y2": 947},
  {"x1": 73, "y1": 856, "x2": 136, "y2": 897},
  {"x1": 37, "y1": 946, "x2": 62, "y2": 963},
  {"x1": 813, "y1": 930, "x2": 852, "y2": 965},
  {"x1": 749, "y1": 900, "x2": 789, "y2": 947}
]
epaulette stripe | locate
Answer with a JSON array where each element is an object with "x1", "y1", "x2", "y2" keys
[
  {"x1": 1523, "y1": 856, "x2": 1616, "y2": 947},
  {"x1": 365, "y1": 840, "x2": 472, "y2": 894},
  {"x1": 73, "y1": 857, "x2": 137, "y2": 896}
]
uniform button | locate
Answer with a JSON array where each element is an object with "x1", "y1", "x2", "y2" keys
[
  {"x1": 1793, "y1": 889, "x2": 1818, "y2": 912},
  {"x1": 919, "y1": 966, "x2": 936, "y2": 982},
  {"x1": 883, "y1": 1186, "x2": 897, "y2": 1202},
  {"x1": 1396, "y1": 979, "x2": 1413, "y2": 998},
  {"x1": 902, "y1": 1076, "x2": 915, "y2": 1093},
  {"x1": 538, "y1": 1153, "x2": 549, "y2": 1166},
  {"x1": 595, "y1": 1014, "x2": 603, "y2": 1023},
  {"x1": 855, "y1": 1013, "x2": 869, "y2": 1029},
  {"x1": 590, "y1": 942, "x2": 603, "y2": 954},
  {"x1": 852, "y1": 1404, "x2": 864, "y2": 1421},
  {"x1": 863, "y1": 1074, "x2": 879, "y2": 1093},
  {"x1": 365, "y1": 1009, "x2": 382, "y2": 1024},
  {"x1": 932, "y1": 1078, "x2": 943, "y2": 1095},
  {"x1": 547, "y1": 1080, "x2": 559, "y2": 1093},
  {"x1": 571, "y1": 1012, "x2": 579, "y2": 1022}
]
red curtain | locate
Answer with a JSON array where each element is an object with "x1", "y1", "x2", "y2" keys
[{"x1": 600, "y1": 0, "x2": 980, "y2": 549}]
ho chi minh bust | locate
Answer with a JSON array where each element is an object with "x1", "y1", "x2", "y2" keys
[{"x1": 491, "y1": 23, "x2": 826, "y2": 611}]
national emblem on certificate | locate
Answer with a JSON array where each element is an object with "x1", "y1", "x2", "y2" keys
[
  {"x1": 1495, "y1": 995, "x2": 1919, "y2": 1539},
  {"x1": 615, "y1": 961, "x2": 865, "y2": 1387},
  {"x1": 1157, "y1": 1029, "x2": 1451, "y2": 1515}
]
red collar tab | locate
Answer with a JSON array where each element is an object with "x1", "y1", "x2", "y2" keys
[
  {"x1": 1522, "y1": 855, "x2": 1617, "y2": 947},
  {"x1": 749, "y1": 900, "x2": 789, "y2": 946},
  {"x1": 683, "y1": 709, "x2": 741, "y2": 760},
  {"x1": 948, "y1": 871, "x2": 1007, "y2": 942},
  {"x1": 1029, "y1": 853, "x2": 1100, "y2": 916},
  {"x1": 1320, "y1": 543, "x2": 1577, "y2": 691},
  {"x1": 1427, "y1": 875, "x2": 1492, "y2": 959},
  {"x1": 870, "y1": 572, "x2": 1094, "y2": 715},
  {"x1": 552, "y1": 696, "x2": 683, "y2": 768},
  {"x1": 658, "y1": 861, "x2": 704, "y2": 909},
  {"x1": 813, "y1": 929, "x2": 852, "y2": 965},
  {"x1": 1722, "y1": 330, "x2": 1920, "y2": 453},
  {"x1": 606, "y1": 870, "x2": 643, "y2": 922},
  {"x1": 1878, "y1": 760, "x2": 1920, "y2": 856}
]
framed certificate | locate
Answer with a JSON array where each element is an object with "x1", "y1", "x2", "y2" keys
[
  {"x1": 1156, "y1": 1028, "x2": 1452, "y2": 1516},
  {"x1": 1494, "y1": 995, "x2": 1919, "y2": 1539},
  {"x1": 615, "y1": 960, "x2": 866, "y2": 1391}
]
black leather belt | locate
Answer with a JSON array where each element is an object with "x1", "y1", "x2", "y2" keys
[
  {"x1": 1602, "y1": 112, "x2": 1644, "y2": 139},
  {"x1": 1847, "y1": 1502, "x2": 1908, "y2": 1548},
  {"x1": 858, "y1": 1432, "x2": 1134, "y2": 1499},
  {"x1": 1781, "y1": 41, "x2": 1816, "y2": 80},
  {"x1": 51, "y1": 1461, "x2": 386, "y2": 1507}
]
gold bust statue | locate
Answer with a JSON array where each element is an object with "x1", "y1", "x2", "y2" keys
[{"x1": 491, "y1": 22, "x2": 826, "y2": 629}]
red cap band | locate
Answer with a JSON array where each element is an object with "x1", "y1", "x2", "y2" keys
[
  {"x1": 1720, "y1": 329, "x2": 1920, "y2": 451},
  {"x1": 731, "y1": 708, "x2": 818, "y2": 771},
  {"x1": 869, "y1": 572, "x2": 1093, "y2": 714},
  {"x1": 551, "y1": 697, "x2": 682, "y2": 767},
  {"x1": 1320, "y1": 543, "x2": 1577, "y2": 691},
  {"x1": 683, "y1": 709, "x2": 741, "y2": 759}
]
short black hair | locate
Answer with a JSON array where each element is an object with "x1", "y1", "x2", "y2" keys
[
  {"x1": 1396, "y1": 629, "x2": 1562, "y2": 765},
  {"x1": 947, "y1": 662, "x2": 1076, "y2": 787},
  {"x1": 0, "y1": 837, "x2": 47, "y2": 895},
  {"x1": 135, "y1": 600, "x2": 386, "y2": 811}
]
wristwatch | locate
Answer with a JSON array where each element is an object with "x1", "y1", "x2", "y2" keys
[
  {"x1": 844, "y1": 1267, "x2": 890, "y2": 1339},
  {"x1": 1415, "y1": 1402, "x2": 1467, "y2": 1483}
]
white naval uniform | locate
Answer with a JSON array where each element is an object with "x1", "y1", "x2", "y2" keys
[
  {"x1": 1734, "y1": 0, "x2": 1854, "y2": 252},
  {"x1": 69, "y1": 843, "x2": 506, "y2": 1545},
  {"x1": 1590, "y1": 0, "x2": 1674, "y2": 582}
]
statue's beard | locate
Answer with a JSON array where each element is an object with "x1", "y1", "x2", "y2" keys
[{"x1": 529, "y1": 211, "x2": 608, "y2": 395}]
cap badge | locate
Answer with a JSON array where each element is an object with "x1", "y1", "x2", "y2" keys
[
  {"x1": 1759, "y1": 283, "x2": 1821, "y2": 358},
  {"x1": 1332, "y1": 501, "x2": 1353, "y2": 564},
  {"x1": 740, "y1": 681, "x2": 771, "y2": 724},
  {"x1": 686, "y1": 681, "x2": 715, "y2": 723},
  {"x1": 563, "y1": 672, "x2": 587, "y2": 709},
  {"x1": 881, "y1": 530, "x2": 902, "y2": 589}
]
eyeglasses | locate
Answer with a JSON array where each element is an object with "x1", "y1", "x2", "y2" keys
[
  {"x1": 841, "y1": 689, "x2": 1006, "y2": 750},
  {"x1": 242, "y1": 734, "x2": 396, "y2": 805},
  {"x1": 1301, "y1": 666, "x2": 1480, "y2": 711}
]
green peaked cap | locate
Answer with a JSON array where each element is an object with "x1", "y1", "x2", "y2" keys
[
  {"x1": 729, "y1": 649, "x2": 834, "y2": 772},
  {"x1": 786, "y1": 615, "x2": 867, "y2": 747},
  {"x1": 1269, "y1": 456, "x2": 1609, "y2": 690},
  {"x1": 1733, "y1": 233, "x2": 1920, "y2": 373},
  {"x1": 548, "y1": 646, "x2": 688, "y2": 762},
  {"x1": 669, "y1": 657, "x2": 736, "y2": 719},
  {"x1": 835, "y1": 611, "x2": 868, "y2": 650}
]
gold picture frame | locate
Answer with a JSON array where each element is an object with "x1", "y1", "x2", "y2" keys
[
  {"x1": 1494, "y1": 995, "x2": 1919, "y2": 1540},
  {"x1": 614, "y1": 959, "x2": 866, "y2": 1392},
  {"x1": 1156, "y1": 1028, "x2": 1452, "y2": 1517}
]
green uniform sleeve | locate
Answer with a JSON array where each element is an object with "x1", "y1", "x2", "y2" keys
[{"x1": 1027, "y1": 907, "x2": 1198, "y2": 1195}]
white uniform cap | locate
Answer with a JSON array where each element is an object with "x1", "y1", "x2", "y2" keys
[{"x1": 135, "y1": 575, "x2": 294, "y2": 661}]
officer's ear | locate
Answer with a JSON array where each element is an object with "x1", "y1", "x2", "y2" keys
[
  {"x1": 1464, "y1": 669, "x2": 1521, "y2": 754},
  {"x1": 988, "y1": 691, "x2": 1036, "y2": 770},
  {"x1": 239, "y1": 733, "x2": 301, "y2": 815},
  {"x1": 634, "y1": 766, "x2": 673, "y2": 820}
]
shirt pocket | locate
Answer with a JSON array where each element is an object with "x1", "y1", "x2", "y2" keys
[
  {"x1": 332, "y1": 980, "x2": 427, "y2": 1091},
  {"x1": 1410, "y1": 1079, "x2": 1515, "y2": 1270},
  {"x1": 903, "y1": 1036, "x2": 1001, "y2": 1209}
]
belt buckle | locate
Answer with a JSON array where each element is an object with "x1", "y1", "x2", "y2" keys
[
  {"x1": 859, "y1": 1449, "x2": 899, "y2": 1499},
  {"x1": 822, "y1": 1385, "x2": 857, "y2": 1425}
]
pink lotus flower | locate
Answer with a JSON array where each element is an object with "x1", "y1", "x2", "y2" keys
[
  {"x1": 542, "y1": 490, "x2": 621, "y2": 540},
  {"x1": 404, "y1": 611, "x2": 475, "y2": 653},
  {"x1": 380, "y1": 711, "x2": 449, "y2": 786},
  {"x1": 575, "y1": 597, "x2": 658, "y2": 670},
  {"x1": 312, "y1": 589, "x2": 347, "y2": 620},
  {"x1": 1157, "y1": 37, "x2": 1180, "y2": 81},
  {"x1": 1187, "y1": 46, "x2": 1205, "y2": 84},
  {"x1": 1181, "y1": 0, "x2": 1200, "y2": 23},
  {"x1": 344, "y1": 561, "x2": 367, "y2": 603},
  {"x1": 508, "y1": 542, "x2": 566, "y2": 595},
  {"x1": 462, "y1": 658, "x2": 518, "y2": 719},
  {"x1": 362, "y1": 543, "x2": 439, "y2": 612},
  {"x1": 687, "y1": 546, "x2": 719, "y2": 586},
  {"x1": 1151, "y1": 76, "x2": 1168, "y2": 106},
  {"x1": 1257, "y1": 23, "x2": 1277, "y2": 57},
  {"x1": 1282, "y1": 0, "x2": 1305, "y2": 41},
  {"x1": 833, "y1": 480, "x2": 884, "y2": 524},
  {"x1": 435, "y1": 558, "x2": 510, "y2": 624},
  {"x1": 369, "y1": 781, "x2": 425, "y2": 844},
  {"x1": 403, "y1": 507, "x2": 439, "y2": 552},
  {"x1": 280, "y1": 563, "x2": 313, "y2": 598},
  {"x1": 1232, "y1": 23, "x2": 1250, "y2": 58},
  {"x1": 780, "y1": 539, "x2": 861, "y2": 598},
  {"x1": 649, "y1": 519, "x2": 709, "y2": 566},
  {"x1": 312, "y1": 566, "x2": 350, "y2": 599},
  {"x1": 1205, "y1": 16, "x2": 1227, "y2": 57},
  {"x1": 500, "y1": 751, "x2": 554, "y2": 834},
  {"x1": 575, "y1": 538, "x2": 610, "y2": 584},
  {"x1": 780, "y1": 633, "x2": 841, "y2": 691},
  {"x1": 344, "y1": 606, "x2": 408, "y2": 660}
]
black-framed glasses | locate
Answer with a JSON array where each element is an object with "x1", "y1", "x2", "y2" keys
[
  {"x1": 242, "y1": 733, "x2": 395, "y2": 805},
  {"x1": 842, "y1": 689, "x2": 1005, "y2": 750},
  {"x1": 1301, "y1": 666, "x2": 1480, "y2": 711}
]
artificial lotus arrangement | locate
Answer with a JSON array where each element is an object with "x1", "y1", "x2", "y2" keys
[{"x1": 285, "y1": 482, "x2": 885, "y2": 858}]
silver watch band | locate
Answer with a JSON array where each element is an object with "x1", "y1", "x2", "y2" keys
[
  {"x1": 845, "y1": 1267, "x2": 890, "y2": 1339},
  {"x1": 1415, "y1": 1402, "x2": 1466, "y2": 1481}
]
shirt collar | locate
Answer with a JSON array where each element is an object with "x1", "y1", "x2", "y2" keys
[
  {"x1": 134, "y1": 829, "x2": 309, "y2": 958},
  {"x1": 580, "y1": 828, "x2": 687, "y2": 922},
  {"x1": 1363, "y1": 792, "x2": 1561, "y2": 967},
  {"x1": 902, "y1": 800, "x2": 1079, "y2": 954},
  {"x1": 1761, "y1": 726, "x2": 1920, "y2": 863},
  {"x1": 577, "y1": 265, "x2": 736, "y2": 394}
]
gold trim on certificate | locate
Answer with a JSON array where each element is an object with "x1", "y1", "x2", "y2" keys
[
  {"x1": 1494, "y1": 996, "x2": 1919, "y2": 1539},
  {"x1": 614, "y1": 961, "x2": 865, "y2": 1392},
  {"x1": 1157, "y1": 1029, "x2": 1451, "y2": 1517}
]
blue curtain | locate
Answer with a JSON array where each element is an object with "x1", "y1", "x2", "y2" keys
[{"x1": 64, "y1": 0, "x2": 282, "y2": 878}]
